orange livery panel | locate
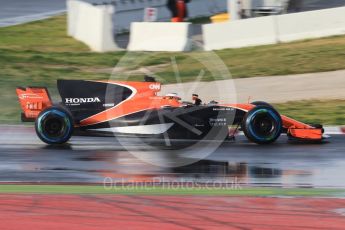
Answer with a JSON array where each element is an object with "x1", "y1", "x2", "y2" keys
[{"x1": 16, "y1": 87, "x2": 52, "y2": 121}]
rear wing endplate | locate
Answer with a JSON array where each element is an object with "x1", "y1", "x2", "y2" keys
[{"x1": 16, "y1": 87, "x2": 52, "y2": 122}]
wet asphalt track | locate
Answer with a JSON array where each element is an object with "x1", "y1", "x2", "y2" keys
[
  {"x1": 0, "y1": 0, "x2": 65, "y2": 27},
  {"x1": 0, "y1": 125, "x2": 344, "y2": 188}
]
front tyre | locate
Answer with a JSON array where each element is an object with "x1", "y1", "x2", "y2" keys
[
  {"x1": 35, "y1": 106, "x2": 74, "y2": 144},
  {"x1": 242, "y1": 106, "x2": 282, "y2": 144},
  {"x1": 251, "y1": 101, "x2": 273, "y2": 108}
]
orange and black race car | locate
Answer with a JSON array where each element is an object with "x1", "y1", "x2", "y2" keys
[{"x1": 16, "y1": 78, "x2": 324, "y2": 145}]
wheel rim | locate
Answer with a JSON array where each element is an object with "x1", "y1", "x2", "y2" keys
[
  {"x1": 42, "y1": 115, "x2": 66, "y2": 137},
  {"x1": 252, "y1": 114, "x2": 275, "y2": 136}
]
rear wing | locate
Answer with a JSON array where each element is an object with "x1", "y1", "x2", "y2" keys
[{"x1": 16, "y1": 87, "x2": 52, "y2": 122}]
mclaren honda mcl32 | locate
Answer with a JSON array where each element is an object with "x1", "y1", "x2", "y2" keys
[{"x1": 16, "y1": 78, "x2": 324, "y2": 145}]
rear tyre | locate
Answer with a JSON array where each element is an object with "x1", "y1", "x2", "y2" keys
[
  {"x1": 35, "y1": 106, "x2": 74, "y2": 144},
  {"x1": 242, "y1": 106, "x2": 282, "y2": 144}
]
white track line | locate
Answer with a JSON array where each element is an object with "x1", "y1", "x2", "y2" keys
[{"x1": 0, "y1": 10, "x2": 66, "y2": 27}]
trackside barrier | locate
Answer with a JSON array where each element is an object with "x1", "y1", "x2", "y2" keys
[
  {"x1": 276, "y1": 7, "x2": 345, "y2": 42},
  {"x1": 67, "y1": 0, "x2": 119, "y2": 52},
  {"x1": 203, "y1": 16, "x2": 277, "y2": 51},
  {"x1": 203, "y1": 6, "x2": 345, "y2": 51},
  {"x1": 127, "y1": 22, "x2": 192, "y2": 52}
]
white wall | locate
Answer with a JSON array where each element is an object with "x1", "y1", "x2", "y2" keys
[
  {"x1": 277, "y1": 7, "x2": 345, "y2": 42},
  {"x1": 203, "y1": 6, "x2": 345, "y2": 51},
  {"x1": 67, "y1": 0, "x2": 119, "y2": 52},
  {"x1": 128, "y1": 22, "x2": 192, "y2": 52},
  {"x1": 203, "y1": 16, "x2": 277, "y2": 51}
]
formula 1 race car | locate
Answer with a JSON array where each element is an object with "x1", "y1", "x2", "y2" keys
[{"x1": 16, "y1": 78, "x2": 324, "y2": 145}]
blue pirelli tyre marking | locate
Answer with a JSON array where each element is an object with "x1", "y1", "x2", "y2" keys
[
  {"x1": 37, "y1": 109, "x2": 72, "y2": 143},
  {"x1": 246, "y1": 108, "x2": 282, "y2": 142}
]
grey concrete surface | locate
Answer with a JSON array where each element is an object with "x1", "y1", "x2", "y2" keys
[
  {"x1": 161, "y1": 70, "x2": 345, "y2": 103},
  {"x1": 0, "y1": 0, "x2": 65, "y2": 27},
  {"x1": 296, "y1": 0, "x2": 345, "y2": 11}
]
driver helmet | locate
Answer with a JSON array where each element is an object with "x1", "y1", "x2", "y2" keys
[{"x1": 165, "y1": 93, "x2": 181, "y2": 100}]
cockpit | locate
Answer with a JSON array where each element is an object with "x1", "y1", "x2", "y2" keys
[{"x1": 163, "y1": 93, "x2": 181, "y2": 101}]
